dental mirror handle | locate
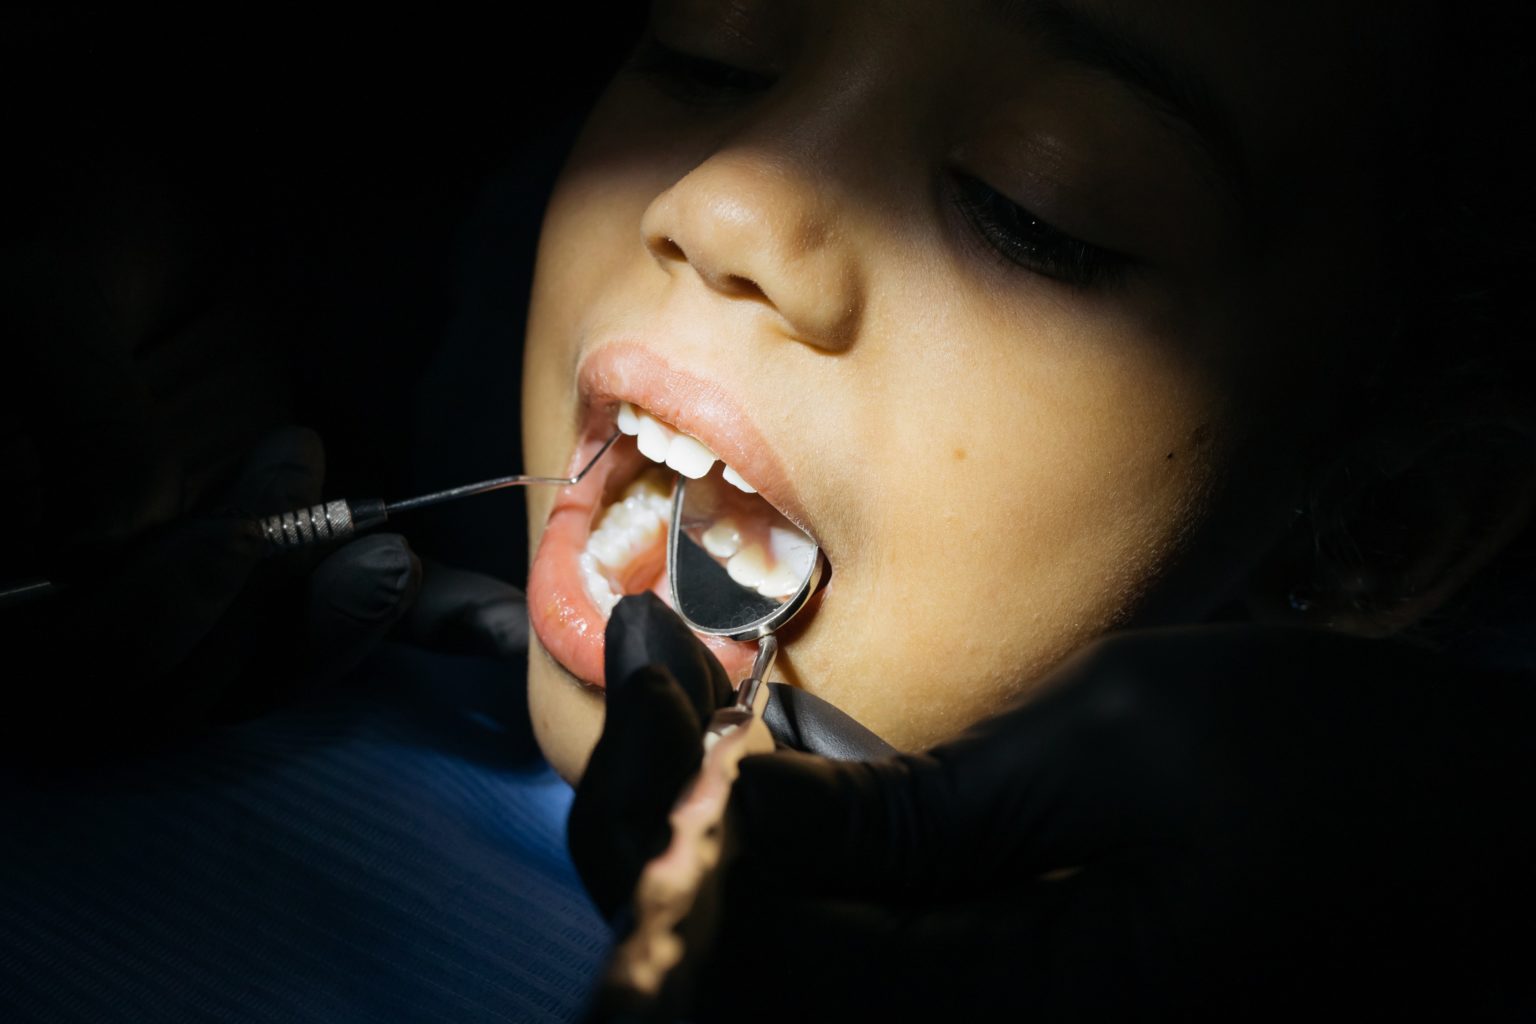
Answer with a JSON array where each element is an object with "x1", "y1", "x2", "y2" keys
[
  {"x1": 705, "y1": 634, "x2": 779, "y2": 742},
  {"x1": 732, "y1": 634, "x2": 778, "y2": 714}
]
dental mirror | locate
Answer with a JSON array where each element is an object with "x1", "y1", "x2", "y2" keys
[{"x1": 668, "y1": 470, "x2": 824, "y2": 717}]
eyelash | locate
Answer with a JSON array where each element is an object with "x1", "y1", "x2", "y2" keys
[
  {"x1": 629, "y1": 38, "x2": 1124, "y2": 290},
  {"x1": 950, "y1": 174, "x2": 1124, "y2": 288},
  {"x1": 627, "y1": 37, "x2": 775, "y2": 104}
]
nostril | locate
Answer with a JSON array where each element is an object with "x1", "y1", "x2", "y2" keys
[
  {"x1": 719, "y1": 274, "x2": 767, "y2": 301},
  {"x1": 650, "y1": 235, "x2": 687, "y2": 263}
]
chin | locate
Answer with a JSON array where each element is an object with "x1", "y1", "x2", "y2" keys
[{"x1": 527, "y1": 639, "x2": 606, "y2": 785}]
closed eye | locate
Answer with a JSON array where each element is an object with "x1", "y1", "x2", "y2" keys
[
  {"x1": 627, "y1": 36, "x2": 776, "y2": 105},
  {"x1": 950, "y1": 172, "x2": 1126, "y2": 288}
]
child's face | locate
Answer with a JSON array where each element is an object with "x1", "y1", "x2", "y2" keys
[{"x1": 523, "y1": 0, "x2": 1397, "y2": 779}]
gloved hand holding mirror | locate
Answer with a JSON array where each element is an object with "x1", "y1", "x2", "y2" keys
[{"x1": 572, "y1": 599, "x2": 1535, "y2": 1021}]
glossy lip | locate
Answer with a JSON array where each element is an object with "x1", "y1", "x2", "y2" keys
[
  {"x1": 528, "y1": 340, "x2": 821, "y2": 691},
  {"x1": 576, "y1": 341, "x2": 817, "y2": 547}
]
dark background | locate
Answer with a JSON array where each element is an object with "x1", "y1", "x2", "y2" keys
[
  {"x1": 0, "y1": 20, "x2": 655, "y2": 1017},
  {"x1": 5, "y1": 5, "x2": 1536, "y2": 674},
  {"x1": 3, "y1": 7, "x2": 647, "y2": 592}
]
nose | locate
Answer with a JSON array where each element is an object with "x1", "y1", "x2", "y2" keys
[{"x1": 641, "y1": 150, "x2": 865, "y2": 352}]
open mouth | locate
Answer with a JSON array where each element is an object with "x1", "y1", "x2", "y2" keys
[{"x1": 528, "y1": 390, "x2": 820, "y2": 691}]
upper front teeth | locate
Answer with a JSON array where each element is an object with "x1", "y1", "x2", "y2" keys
[
  {"x1": 721, "y1": 465, "x2": 755, "y2": 493},
  {"x1": 617, "y1": 401, "x2": 757, "y2": 491},
  {"x1": 665, "y1": 434, "x2": 716, "y2": 479}
]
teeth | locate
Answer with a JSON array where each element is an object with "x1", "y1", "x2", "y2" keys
[
  {"x1": 617, "y1": 401, "x2": 756, "y2": 494},
  {"x1": 579, "y1": 471, "x2": 671, "y2": 606},
  {"x1": 770, "y1": 525, "x2": 817, "y2": 580},
  {"x1": 725, "y1": 544, "x2": 769, "y2": 588},
  {"x1": 616, "y1": 402, "x2": 641, "y2": 436},
  {"x1": 755, "y1": 525, "x2": 816, "y2": 599},
  {"x1": 706, "y1": 523, "x2": 814, "y2": 598},
  {"x1": 756, "y1": 564, "x2": 803, "y2": 599},
  {"x1": 722, "y1": 465, "x2": 756, "y2": 493},
  {"x1": 635, "y1": 415, "x2": 675, "y2": 463},
  {"x1": 588, "y1": 533, "x2": 628, "y2": 570},
  {"x1": 665, "y1": 434, "x2": 717, "y2": 479},
  {"x1": 579, "y1": 551, "x2": 619, "y2": 615},
  {"x1": 701, "y1": 519, "x2": 742, "y2": 559},
  {"x1": 598, "y1": 402, "x2": 808, "y2": 613}
]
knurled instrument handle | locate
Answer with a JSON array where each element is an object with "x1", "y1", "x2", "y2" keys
[{"x1": 258, "y1": 498, "x2": 374, "y2": 550}]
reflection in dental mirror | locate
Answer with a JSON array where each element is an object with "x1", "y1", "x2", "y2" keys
[{"x1": 668, "y1": 469, "x2": 823, "y2": 641}]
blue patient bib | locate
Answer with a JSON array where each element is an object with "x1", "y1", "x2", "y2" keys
[{"x1": 0, "y1": 645, "x2": 611, "y2": 1023}]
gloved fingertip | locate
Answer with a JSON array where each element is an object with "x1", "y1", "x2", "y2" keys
[
  {"x1": 470, "y1": 597, "x2": 530, "y2": 657},
  {"x1": 606, "y1": 592, "x2": 730, "y2": 722},
  {"x1": 303, "y1": 534, "x2": 421, "y2": 680},
  {"x1": 309, "y1": 533, "x2": 421, "y2": 628},
  {"x1": 605, "y1": 592, "x2": 685, "y2": 678},
  {"x1": 402, "y1": 559, "x2": 530, "y2": 658}
]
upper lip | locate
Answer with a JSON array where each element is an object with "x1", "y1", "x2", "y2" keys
[{"x1": 575, "y1": 340, "x2": 817, "y2": 547}]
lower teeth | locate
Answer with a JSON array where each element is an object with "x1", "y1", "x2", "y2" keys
[
  {"x1": 579, "y1": 462, "x2": 815, "y2": 615},
  {"x1": 580, "y1": 469, "x2": 672, "y2": 614}
]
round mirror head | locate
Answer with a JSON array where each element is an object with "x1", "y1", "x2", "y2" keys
[{"x1": 667, "y1": 471, "x2": 823, "y2": 641}]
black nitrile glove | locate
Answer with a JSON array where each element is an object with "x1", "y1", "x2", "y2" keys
[
  {"x1": 397, "y1": 557, "x2": 533, "y2": 661},
  {"x1": 572, "y1": 601, "x2": 1536, "y2": 1022},
  {"x1": 2, "y1": 163, "x2": 537, "y2": 754},
  {"x1": 570, "y1": 594, "x2": 894, "y2": 921},
  {"x1": 570, "y1": 593, "x2": 737, "y2": 923},
  {"x1": 761, "y1": 681, "x2": 895, "y2": 761},
  {"x1": 0, "y1": 425, "x2": 536, "y2": 754},
  {"x1": 0, "y1": 427, "x2": 424, "y2": 746}
]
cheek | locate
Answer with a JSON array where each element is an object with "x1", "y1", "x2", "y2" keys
[
  {"x1": 517, "y1": 83, "x2": 1248, "y2": 754},
  {"x1": 534, "y1": 80, "x2": 715, "y2": 297},
  {"x1": 523, "y1": 97, "x2": 681, "y2": 537},
  {"x1": 788, "y1": 272, "x2": 1233, "y2": 750}
]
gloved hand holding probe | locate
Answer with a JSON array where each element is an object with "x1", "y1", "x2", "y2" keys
[
  {"x1": 0, "y1": 421, "x2": 537, "y2": 754},
  {"x1": 571, "y1": 595, "x2": 1535, "y2": 1021}
]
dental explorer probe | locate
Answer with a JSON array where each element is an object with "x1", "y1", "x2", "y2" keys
[
  {"x1": 0, "y1": 434, "x2": 621, "y2": 610},
  {"x1": 257, "y1": 432, "x2": 621, "y2": 549}
]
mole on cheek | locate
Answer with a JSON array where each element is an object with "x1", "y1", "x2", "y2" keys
[
  {"x1": 1165, "y1": 423, "x2": 1212, "y2": 463},
  {"x1": 953, "y1": 448, "x2": 967, "y2": 462}
]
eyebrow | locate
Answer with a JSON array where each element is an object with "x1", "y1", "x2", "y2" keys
[{"x1": 991, "y1": 0, "x2": 1249, "y2": 205}]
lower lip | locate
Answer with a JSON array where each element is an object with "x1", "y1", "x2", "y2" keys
[{"x1": 527, "y1": 432, "x2": 759, "y2": 691}]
